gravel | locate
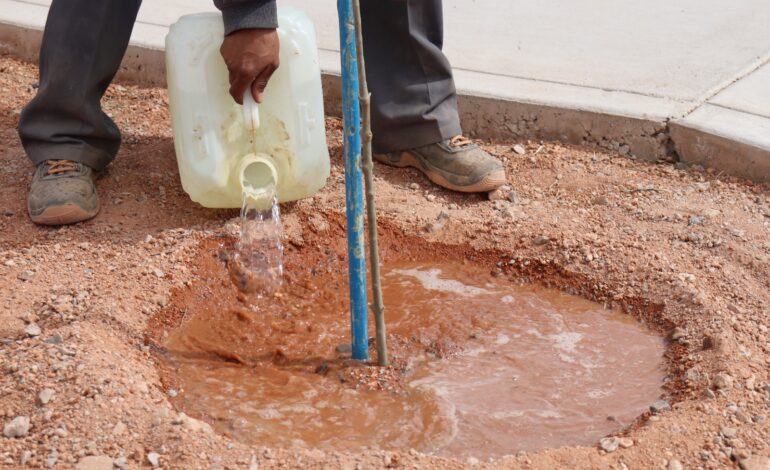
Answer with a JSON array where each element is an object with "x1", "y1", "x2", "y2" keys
[
  {"x1": 38, "y1": 388, "x2": 55, "y2": 405},
  {"x1": 75, "y1": 456, "x2": 115, "y2": 470},
  {"x1": 24, "y1": 323, "x2": 41, "y2": 337},
  {"x1": 650, "y1": 400, "x2": 670, "y2": 413},
  {"x1": 3, "y1": 416, "x2": 30, "y2": 438}
]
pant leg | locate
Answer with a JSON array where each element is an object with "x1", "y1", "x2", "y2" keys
[
  {"x1": 360, "y1": 0, "x2": 461, "y2": 154},
  {"x1": 18, "y1": 0, "x2": 143, "y2": 171}
]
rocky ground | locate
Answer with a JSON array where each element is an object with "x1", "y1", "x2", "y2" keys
[{"x1": 1, "y1": 53, "x2": 769, "y2": 469}]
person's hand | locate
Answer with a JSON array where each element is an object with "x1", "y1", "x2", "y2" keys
[{"x1": 220, "y1": 28, "x2": 279, "y2": 104}]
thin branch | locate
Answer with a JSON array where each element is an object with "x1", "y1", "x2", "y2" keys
[{"x1": 351, "y1": 0, "x2": 388, "y2": 367}]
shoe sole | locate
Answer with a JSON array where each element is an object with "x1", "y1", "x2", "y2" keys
[
  {"x1": 30, "y1": 204, "x2": 99, "y2": 226},
  {"x1": 376, "y1": 151, "x2": 507, "y2": 193}
]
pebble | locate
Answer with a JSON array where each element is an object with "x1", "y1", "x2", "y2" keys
[
  {"x1": 2, "y1": 208, "x2": 13, "y2": 217},
  {"x1": 592, "y1": 195, "x2": 610, "y2": 206},
  {"x1": 534, "y1": 236, "x2": 550, "y2": 246},
  {"x1": 689, "y1": 215, "x2": 704, "y2": 226},
  {"x1": 24, "y1": 323, "x2": 42, "y2": 337},
  {"x1": 152, "y1": 268, "x2": 165, "y2": 278},
  {"x1": 20, "y1": 451, "x2": 32, "y2": 465},
  {"x1": 18, "y1": 270, "x2": 34, "y2": 281},
  {"x1": 75, "y1": 456, "x2": 114, "y2": 470},
  {"x1": 112, "y1": 421, "x2": 127, "y2": 436},
  {"x1": 147, "y1": 452, "x2": 160, "y2": 467},
  {"x1": 513, "y1": 144, "x2": 526, "y2": 155},
  {"x1": 46, "y1": 452, "x2": 58, "y2": 468},
  {"x1": 650, "y1": 400, "x2": 670, "y2": 413},
  {"x1": 426, "y1": 194, "x2": 437, "y2": 202},
  {"x1": 703, "y1": 208, "x2": 720, "y2": 218},
  {"x1": 740, "y1": 456, "x2": 770, "y2": 470},
  {"x1": 667, "y1": 459, "x2": 683, "y2": 470},
  {"x1": 408, "y1": 183, "x2": 420, "y2": 190},
  {"x1": 467, "y1": 456, "x2": 480, "y2": 465},
  {"x1": 670, "y1": 327, "x2": 687, "y2": 340},
  {"x1": 43, "y1": 335, "x2": 63, "y2": 344},
  {"x1": 4, "y1": 259, "x2": 15, "y2": 267},
  {"x1": 114, "y1": 456, "x2": 128, "y2": 469},
  {"x1": 712, "y1": 372, "x2": 734, "y2": 390},
  {"x1": 599, "y1": 437, "x2": 619, "y2": 453},
  {"x1": 3, "y1": 416, "x2": 30, "y2": 438},
  {"x1": 38, "y1": 388, "x2": 55, "y2": 405},
  {"x1": 618, "y1": 438, "x2": 634, "y2": 449},
  {"x1": 720, "y1": 426, "x2": 737, "y2": 438},
  {"x1": 488, "y1": 185, "x2": 512, "y2": 202}
]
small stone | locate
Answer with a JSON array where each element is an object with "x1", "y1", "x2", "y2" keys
[
  {"x1": 46, "y1": 452, "x2": 58, "y2": 468},
  {"x1": 408, "y1": 183, "x2": 420, "y2": 190},
  {"x1": 24, "y1": 323, "x2": 42, "y2": 337},
  {"x1": 425, "y1": 194, "x2": 437, "y2": 202},
  {"x1": 599, "y1": 437, "x2": 619, "y2": 453},
  {"x1": 592, "y1": 195, "x2": 610, "y2": 206},
  {"x1": 38, "y1": 388, "x2": 55, "y2": 405},
  {"x1": 739, "y1": 456, "x2": 770, "y2": 470},
  {"x1": 167, "y1": 389, "x2": 178, "y2": 398},
  {"x1": 18, "y1": 270, "x2": 34, "y2": 281},
  {"x1": 667, "y1": 459, "x2": 683, "y2": 470},
  {"x1": 703, "y1": 208, "x2": 720, "y2": 218},
  {"x1": 152, "y1": 295, "x2": 168, "y2": 307},
  {"x1": 43, "y1": 335, "x2": 63, "y2": 345},
  {"x1": 308, "y1": 215, "x2": 330, "y2": 233},
  {"x1": 670, "y1": 327, "x2": 687, "y2": 341},
  {"x1": 720, "y1": 426, "x2": 737, "y2": 438},
  {"x1": 467, "y1": 456, "x2": 480, "y2": 465},
  {"x1": 533, "y1": 236, "x2": 550, "y2": 246},
  {"x1": 712, "y1": 372, "x2": 734, "y2": 390},
  {"x1": 618, "y1": 438, "x2": 633, "y2": 448},
  {"x1": 112, "y1": 421, "x2": 127, "y2": 436},
  {"x1": 3, "y1": 416, "x2": 30, "y2": 438},
  {"x1": 513, "y1": 144, "x2": 526, "y2": 155},
  {"x1": 147, "y1": 452, "x2": 160, "y2": 467},
  {"x1": 488, "y1": 185, "x2": 512, "y2": 202},
  {"x1": 689, "y1": 215, "x2": 704, "y2": 226},
  {"x1": 75, "y1": 456, "x2": 114, "y2": 470},
  {"x1": 4, "y1": 259, "x2": 15, "y2": 267},
  {"x1": 650, "y1": 400, "x2": 670, "y2": 413},
  {"x1": 619, "y1": 144, "x2": 630, "y2": 156},
  {"x1": 20, "y1": 451, "x2": 32, "y2": 465},
  {"x1": 336, "y1": 343, "x2": 352, "y2": 353},
  {"x1": 151, "y1": 268, "x2": 165, "y2": 278},
  {"x1": 3, "y1": 208, "x2": 14, "y2": 217},
  {"x1": 114, "y1": 456, "x2": 128, "y2": 469}
]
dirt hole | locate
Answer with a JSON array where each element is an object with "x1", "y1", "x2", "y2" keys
[{"x1": 148, "y1": 214, "x2": 666, "y2": 459}]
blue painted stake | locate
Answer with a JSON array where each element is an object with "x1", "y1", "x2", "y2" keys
[{"x1": 337, "y1": 0, "x2": 369, "y2": 361}]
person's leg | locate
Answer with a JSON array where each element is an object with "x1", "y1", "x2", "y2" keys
[
  {"x1": 360, "y1": 0, "x2": 506, "y2": 193},
  {"x1": 18, "y1": 0, "x2": 143, "y2": 171},
  {"x1": 360, "y1": 0, "x2": 461, "y2": 154}
]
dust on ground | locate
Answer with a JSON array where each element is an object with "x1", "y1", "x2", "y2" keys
[{"x1": 1, "y1": 54, "x2": 769, "y2": 469}]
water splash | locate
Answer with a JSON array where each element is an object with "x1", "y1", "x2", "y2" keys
[{"x1": 230, "y1": 184, "x2": 284, "y2": 297}]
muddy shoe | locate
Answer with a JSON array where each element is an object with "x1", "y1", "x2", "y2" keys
[
  {"x1": 375, "y1": 136, "x2": 506, "y2": 193},
  {"x1": 28, "y1": 160, "x2": 100, "y2": 226}
]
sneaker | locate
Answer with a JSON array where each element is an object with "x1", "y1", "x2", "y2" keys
[
  {"x1": 28, "y1": 160, "x2": 100, "y2": 225},
  {"x1": 375, "y1": 135, "x2": 506, "y2": 193}
]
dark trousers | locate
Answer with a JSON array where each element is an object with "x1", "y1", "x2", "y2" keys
[{"x1": 18, "y1": 0, "x2": 461, "y2": 170}]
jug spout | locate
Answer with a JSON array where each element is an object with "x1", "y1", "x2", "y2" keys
[{"x1": 239, "y1": 154, "x2": 279, "y2": 199}]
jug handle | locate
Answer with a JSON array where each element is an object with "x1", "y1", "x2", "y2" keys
[{"x1": 243, "y1": 90, "x2": 260, "y2": 130}]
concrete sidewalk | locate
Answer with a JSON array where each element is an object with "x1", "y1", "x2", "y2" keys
[{"x1": 1, "y1": 0, "x2": 769, "y2": 181}]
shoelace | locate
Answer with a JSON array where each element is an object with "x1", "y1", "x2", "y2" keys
[
  {"x1": 449, "y1": 135, "x2": 474, "y2": 148},
  {"x1": 45, "y1": 160, "x2": 79, "y2": 175}
]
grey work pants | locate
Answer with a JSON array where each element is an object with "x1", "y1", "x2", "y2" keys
[{"x1": 18, "y1": 0, "x2": 461, "y2": 170}]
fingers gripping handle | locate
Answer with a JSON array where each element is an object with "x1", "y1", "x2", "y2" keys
[{"x1": 243, "y1": 91, "x2": 260, "y2": 130}]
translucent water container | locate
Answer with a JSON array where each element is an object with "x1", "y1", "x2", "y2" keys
[{"x1": 165, "y1": 9, "x2": 330, "y2": 208}]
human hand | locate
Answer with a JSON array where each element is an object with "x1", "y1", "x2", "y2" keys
[{"x1": 220, "y1": 28, "x2": 280, "y2": 104}]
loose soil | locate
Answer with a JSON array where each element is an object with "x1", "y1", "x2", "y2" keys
[{"x1": 1, "y1": 53, "x2": 769, "y2": 469}]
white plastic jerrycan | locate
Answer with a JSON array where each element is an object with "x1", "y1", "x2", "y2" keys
[{"x1": 165, "y1": 8, "x2": 330, "y2": 208}]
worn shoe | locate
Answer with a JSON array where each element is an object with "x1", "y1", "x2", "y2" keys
[
  {"x1": 28, "y1": 160, "x2": 100, "y2": 225},
  {"x1": 375, "y1": 136, "x2": 506, "y2": 193}
]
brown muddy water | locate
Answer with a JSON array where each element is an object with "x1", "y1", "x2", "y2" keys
[{"x1": 162, "y1": 255, "x2": 664, "y2": 459}]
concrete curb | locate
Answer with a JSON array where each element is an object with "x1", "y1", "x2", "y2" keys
[{"x1": 1, "y1": 20, "x2": 767, "y2": 182}]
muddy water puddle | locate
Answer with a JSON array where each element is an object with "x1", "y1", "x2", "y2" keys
[{"x1": 162, "y1": 257, "x2": 664, "y2": 459}]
